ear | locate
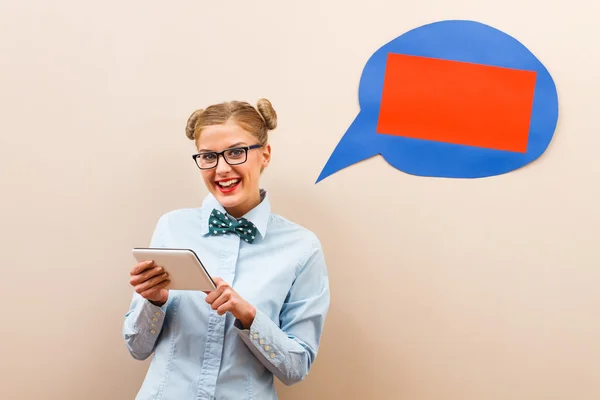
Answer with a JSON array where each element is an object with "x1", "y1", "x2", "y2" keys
[{"x1": 261, "y1": 144, "x2": 272, "y2": 168}]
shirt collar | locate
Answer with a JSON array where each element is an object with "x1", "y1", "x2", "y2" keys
[{"x1": 201, "y1": 189, "x2": 271, "y2": 239}]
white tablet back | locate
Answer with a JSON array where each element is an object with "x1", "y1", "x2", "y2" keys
[{"x1": 132, "y1": 248, "x2": 216, "y2": 292}]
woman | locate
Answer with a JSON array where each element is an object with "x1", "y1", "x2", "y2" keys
[{"x1": 122, "y1": 99, "x2": 330, "y2": 400}]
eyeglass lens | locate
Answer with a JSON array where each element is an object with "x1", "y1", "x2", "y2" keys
[{"x1": 197, "y1": 148, "x2": 247, "y2": 168}]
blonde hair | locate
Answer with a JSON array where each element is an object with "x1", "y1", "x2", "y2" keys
[{"x1": 185, "y1": 99, "x2": 277, "y2": 145}]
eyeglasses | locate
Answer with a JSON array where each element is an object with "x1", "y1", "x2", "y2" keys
[{"x1": 192, "y1": 144, "x2": 262, "y2": 170}]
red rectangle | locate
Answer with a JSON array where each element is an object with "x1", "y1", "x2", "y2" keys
[{"x1": 376, "y1": 53, "x2": 537, "y2": 153}]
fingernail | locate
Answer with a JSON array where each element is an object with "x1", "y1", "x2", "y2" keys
[
  {"x1": 163, "y1": 272, "x2": 168, "y2": 277},
  {"x1": 156, "y1": 267, "x2": 163, "y2": 272}
]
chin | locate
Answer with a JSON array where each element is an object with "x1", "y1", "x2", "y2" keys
[{"x1": 217, "y1": 194, "x2": 244, "y2": 209}]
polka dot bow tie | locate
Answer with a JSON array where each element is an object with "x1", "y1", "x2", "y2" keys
[{"x1": 208, "y1": 209, "x2": 258, "y2": 243}]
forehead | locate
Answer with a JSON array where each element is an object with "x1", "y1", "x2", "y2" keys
[{"x1": 196, "y1": 121, "x2": 255, "y2": 151}]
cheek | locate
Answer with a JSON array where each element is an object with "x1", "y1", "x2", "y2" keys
[
  {"x1": 201, "y1": 170, "x2": 214, "y2": 184},
  {"x1": 237, "y1": 163, "x2": 260, "y2": 182}
]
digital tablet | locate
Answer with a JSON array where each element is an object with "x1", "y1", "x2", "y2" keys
[{"x1": 132, "y1": 247, "x2": 216, "y2": 292}]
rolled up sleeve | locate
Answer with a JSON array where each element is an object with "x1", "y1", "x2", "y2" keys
[
  {"x1": 122, "y1": 212, "x2": 170, "y2": 360},
  {"x1": 234, "y1": 239, "x2": 330, "y2": 386}
]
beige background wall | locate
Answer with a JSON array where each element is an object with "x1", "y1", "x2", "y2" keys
[{"x1": 1, "y1": 1, "x2": 599, "y2": 399}]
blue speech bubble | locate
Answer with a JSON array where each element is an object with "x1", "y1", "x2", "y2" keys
[{"x1": 316, "y1": 20, "x2": 559, "y2": 183}]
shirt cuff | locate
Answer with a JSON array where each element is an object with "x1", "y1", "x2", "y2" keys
[
  {"x1": 234, "y1": 309, "x2": 284, "y2": 367},
  {"x1": 136, "y1": 299, "x2": 168, "y2": 341}
]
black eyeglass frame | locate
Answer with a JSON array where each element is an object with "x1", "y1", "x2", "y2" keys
[{"x1": 192, "y1": 144, "x2": 262, "y2": 170}]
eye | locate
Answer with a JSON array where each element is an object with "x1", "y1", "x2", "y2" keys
[
  {"x1": 200, "y1": 153, "x2": 216, "y2": 161},
  {"x1": 226, "y1": 148, "x2": 245, "y2": 159}
]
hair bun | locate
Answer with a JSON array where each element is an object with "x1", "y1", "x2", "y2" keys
[
  {"x1": 257, "y1": 98, "x2": 277, "y2": 130},
  {"x1": 185, "y1": 109, "x2": 204, "y2": 140}
]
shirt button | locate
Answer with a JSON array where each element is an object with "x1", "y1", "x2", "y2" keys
[
  {"x1": 253, "y1": 333, "x2": 259, "y2": 339},
  {"x1": 269, "y1": 353, "x2": 276, "y2": 359},
  {"x1": 152, "y1": 318, "x2": 158, "y2": 322},
  {"x1": 264, "y1": 345, "x2": 271, "y2": 351},
  {"x1": 151, "y1": 324, "x2": 156, "y2": 328},
  {"x1": 154, "y1": 311, "x2": 160, "y2": 316},
  {"x1": 259, "y1": 339, "x2": 265, "y2": 345},
  {"x1": 150, "y1": 329, "x2": 156, "y2": 334}
]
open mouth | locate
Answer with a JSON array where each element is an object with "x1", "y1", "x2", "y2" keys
[{"x1": 216, "y1": 178, "x2": 240, "y2": 193}]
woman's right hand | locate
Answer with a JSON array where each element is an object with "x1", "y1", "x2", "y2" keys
[{"x1": 129, "y1": 260, "x2": 170, "y2": 306}]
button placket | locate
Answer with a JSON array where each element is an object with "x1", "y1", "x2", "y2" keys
[{"x1": 197, "y1": 231, "x2": 240, "y2": 399}]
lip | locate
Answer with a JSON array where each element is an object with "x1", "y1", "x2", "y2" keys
[
  {"x1": 215, "y1": 178, "x2": 241, "y2": 194},
  {"x1": 215, "y1": 177, "x2": 241, "y2": 183}
]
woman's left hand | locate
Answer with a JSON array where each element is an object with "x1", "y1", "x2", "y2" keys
[{"x1": 205, "y1": 277, "x2": 256, "y2": 329}]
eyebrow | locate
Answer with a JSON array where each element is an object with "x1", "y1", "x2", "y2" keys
[{"x1": 199, "y1": 142, "x2": 248, "y2": 152}]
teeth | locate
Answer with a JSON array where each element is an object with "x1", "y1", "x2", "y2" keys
[{"x1": 218, "y1": 179, "x2": 239, "y2": 187}]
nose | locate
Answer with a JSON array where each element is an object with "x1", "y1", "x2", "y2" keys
[{"x1": 215, "y1": 155, "x2": 232, "y2": 175}]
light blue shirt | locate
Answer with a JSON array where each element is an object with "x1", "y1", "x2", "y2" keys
[{"x1": 122, "y1": 190, "x2": 330, "y2": 399}]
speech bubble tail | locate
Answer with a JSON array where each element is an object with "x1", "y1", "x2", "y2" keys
[{"x1": 315, "y1": 115, "x2": 380, "y2": 183}]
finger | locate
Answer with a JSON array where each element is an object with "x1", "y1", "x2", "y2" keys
[
  {"x1": 205, "y1": 278, "x2": 229, "y2": 303},
  {"x1": 130, "y1": 265, "x2": 164, "y2": 286},
  {"x1": 130, "y1": 260, "x2": 154, "y2": 275},
  {"x1": 210, "y1": 290, "x2": 231, "y2": 311},
  {"x1": 205, "y1": 285, "x2": 225, "y2": 304},
  {"x1": 214, "y1": 277, "x2": 232, "y2": 289},
  {"x1": 216, "y1": 300, "x2": 234, "y2": 316},
  {"x1": 140, "y1": 279, "x2": 170, "y2": 299},
  {"x1": 135, "y1": 272, "x2": 169, "y2": 294}
]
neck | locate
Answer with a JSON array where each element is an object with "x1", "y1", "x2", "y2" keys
[{"x1": 225, "y1": 191, "x2": 262, "y2": 219}]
